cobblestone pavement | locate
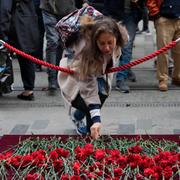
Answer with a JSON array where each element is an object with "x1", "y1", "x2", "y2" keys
[{"x1": 1, "y1": 22, "x2": 180, "y2": 136}]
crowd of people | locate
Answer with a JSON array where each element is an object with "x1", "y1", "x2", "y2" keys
[{"x1": 0, "y1": 0, "x2": 179, "y2": 139}]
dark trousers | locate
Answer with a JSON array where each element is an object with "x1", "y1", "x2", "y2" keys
[
  {"x1": 17, "y1": 53, "x2": 35, "y2": 91},
  {"x1": 71, "y1": 93, "x2": 108, "y2": 132},
  {"x1": 142, "y1": 7, "x2": 149, "y2": 31}
]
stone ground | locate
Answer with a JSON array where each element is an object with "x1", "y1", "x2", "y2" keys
[{"x1": 0, "y1": 22, "x2": 180, "y2": 136}]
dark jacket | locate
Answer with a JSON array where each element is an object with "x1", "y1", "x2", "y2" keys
[
  {"x1": 147, "y1": 0, "x2": 180, "y2": 20},
  {"x1": 40, "y1": 0, "x2": 76, "y2": 17},
  {"x1": 160, "y1": 0, "x2": 180, "y2": 19},
  {"x1": 103, "y1": 0, "x2": 124, "y2": 20},
  {"x1": 88, "y1": 0, "x2": 104, "y2": 12},
  {"x1": 103, "y1": 0, "x2": 144, "y2": 21},
  {"x1": 0, "y1": 0, "x2": 40, "y2": 53},
  {"x1": 0, "y1": 0, "x2": 13, "y2": 42}
]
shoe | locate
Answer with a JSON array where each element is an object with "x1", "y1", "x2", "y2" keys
[
  {"x1": 159, "y1": 80, "x2": 168, "y2": 91},
  {"x1": 48, "y1": 89, "x2": 57, "y2": 96},
  {"x1": 17, "y1": 93, "x2": 34, "y2": 101},
  {"x1": 142, "y1": 29, "x2": 151, "y2": 35},
  {"x1": 128, "y1": 70, "x2": 136, "y2": 82},
  {"x1": 116, "y1": 79, "x2": 130, "y2": 93},
  {"x1": 71, "y1": 113, "x2": 87, "y2": 135},
  {"x1": 35, "y1": 66, "x2": 42, "y2": 72},
  {"x1": 48, "y1": 81, "x2": 57, "y2": 91},
  {"x1": 136, "y1": 27, "x2": 142, "y2": 34},
  {"x1": 136, "y1": 30, "x2": 142, "y2": 34},
  {"x1": 172, "y1": 78, "x2": 180, "y2": 86}
]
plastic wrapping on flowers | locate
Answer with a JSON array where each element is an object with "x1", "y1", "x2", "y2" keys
[{"x1": 0, "y1": 136, "x2": 179, "y2": 180}]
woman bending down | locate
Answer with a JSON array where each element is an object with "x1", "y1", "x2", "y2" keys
[{"x1": 58, "y1": 17, "x2": 128, "y2": 139}]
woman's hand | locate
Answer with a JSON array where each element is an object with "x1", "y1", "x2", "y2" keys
[{"x1": 90, "y1": 122, "x2": 101, "y2": 140}]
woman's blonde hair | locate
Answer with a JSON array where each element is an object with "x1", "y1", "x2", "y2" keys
[{"x1": 78, "y1": 17, "x2": 128, "y2": 80}]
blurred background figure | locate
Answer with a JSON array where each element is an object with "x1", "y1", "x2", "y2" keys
[
  {"x1": 0, "y1": 0, "x2": 40, "y2": 100},
  {"x1": 88, "y1": 0, "x2": 104, "y2": 12},
  {"x1": 104, "y1": 0, "x2": 145, "y2": 93},
  {"x1": 40, "y1": 0, "x2": 76, "y2": 94},
  {"x1": 136, "y1": 3, "x2": 151, "y2": 35},
  {"x1": 33, "y1": 0, "x2": 45, "y2": 72},
  {"x1": 75, "y1": 0, "x2": 104, "y2": 12},
  {"x1": 147, "y1": 0, "x2": 180, "y2": 91},
  {"x1": 0, "y1": 45, "x2": 13, "y2": 96}
]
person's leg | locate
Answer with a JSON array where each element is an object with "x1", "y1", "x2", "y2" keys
[
  {"x1": 17, "y1": 53, "x2": 35, "y2": 100},
  {"x1": 168, "y1": 52, "x2": 174, "y2": 77},
  {"x1": 71, "y1": 94, "x2": 91, "y2": 134},
  {"x1": 42, "y1": 11, "x2": 60, "y2": 91},
  {"x1": 73, "y1": 109, "x2": 85, "y2": 120},
  {"x1": 116, "y1": 12, "x2": 138, "y2": 93},
  {"x1": 70, "y1": 108, "x2": 86, "y2": 135},
  {"x1": 154, "y1": 17, "x2": 174, "y2": 91},
  {"x1": 142, "y1": 7, "x2": 149, "y2": 32},
  {"x1": 171, "y1": 19, "x2": 180, "y2": 85},
  {"x1": 36, "y1": 14, "x2": 45, "y2": 72},
  {"x1": 71, "y1": 93, "x2": 107, "y2": 134}
]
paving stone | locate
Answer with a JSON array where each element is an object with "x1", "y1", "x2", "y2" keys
[
  {"x1": 1, "y1": 22, "x2": 180, "y2": 136},
  {"x1": 118, "y1": 124, "x2": 135, "y2": 134},
  {"x1": 10, "y1": 124, "x2": 29, "y2": 134},
  {"x1": 137, "y1": 118, "x2": 152, "y2": 130},
  {"x1": 168, "y1": 111, "x2": 180, "y2": 119},
  {"x1": 64, "y1": 129, "x2": 77, "y2": 135},
  {"x1": 173, "y1": 129, "x2": 180, "y2": 134},
  {"x1": 31, "y1": 120, "x2": 49, "y2": 129}
]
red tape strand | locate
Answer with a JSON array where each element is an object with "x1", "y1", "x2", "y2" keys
[{"x1": 2, "y1": 40, "x2": 178, "y2": 75}]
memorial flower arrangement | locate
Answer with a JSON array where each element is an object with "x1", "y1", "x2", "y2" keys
[{"x1": 0, "y1": 136, "x2": 179, "y2": 179}]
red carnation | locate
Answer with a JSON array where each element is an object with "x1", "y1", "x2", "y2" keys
[
  {"x1": 70, "y1": 175, "x2": 81, "y2": 180},
  {"x1": 49, "y1": 150, "x2": 59, "y2": 161},
  {"x1": 114, "y1": 167, "x2": 123, "y2": 177},
  {"x1": 128, "y1": 145, "x2": 143, "y2": 154},
  {"x1": 56, "y1": 148, "x2": 70, "y2": 158},
  {"x1": 136, "y1": 173, "x2": 144, "y2": 180},
  {"x1": 163, "y1": 166, "x2": 173, "y2": 179},
  {"x1": 94, "y1": 149, "x2": 106, "y2": 160},
  {"x1": 83, "y1": 143, "x2": 94, "y2": 156},
  {"x1": 25, "y1": 173, "x2": 44, "y2": 180},
  {"x1": 144, "y1": 168, "x2": 155, "y2": 177},
  {"x1": 53, "y1": 159, "x2": 64, "y2": 170}
]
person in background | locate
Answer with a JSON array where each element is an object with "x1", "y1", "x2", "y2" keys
[
  {"x1": 0, "y1": 45, "x2": 13, "y2": 96},
  {"x1": 75, "y1": 0, "x2": 104, "y2": 12},
  {"x1": 88, "y1": 0, "x2": 104, "y2": 12},
  {"x1": 40, "y1": 0, "x2": 76, "y2": 94},
  {"x1": 75, "y1": 0, "x2": 88, "y2": 8},
  {"x1": 136, "y1": 3, "x2": 151, "y2": 35},
  {"x1": 0, "y1": 0, "x2": 40, "y2": 100},
  {"x1": 147, "y1": 0, "x2": 180, "y2": 91},
  {"x1": 104, "y1": 0, "x2": 144, "y2": 93},
  {"x1": 33, "y1": 0, "x2": 45, "y2": 72},
  {"x1": 58, "y1": 17, "x2": 128, "y2": 139}
]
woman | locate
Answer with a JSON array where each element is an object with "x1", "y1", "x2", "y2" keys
[{"x1": 58, "y1": 17, "x2": 128, "y2": 139}]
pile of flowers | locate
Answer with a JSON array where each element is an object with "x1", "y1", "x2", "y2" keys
[{"x1": 0, "y1": 136, "x2": 179, "y2": 179}]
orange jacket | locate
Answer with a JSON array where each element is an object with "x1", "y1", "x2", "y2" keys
[{"x1": 146, "y1": 0, "x2": 164, "y2": 17}]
